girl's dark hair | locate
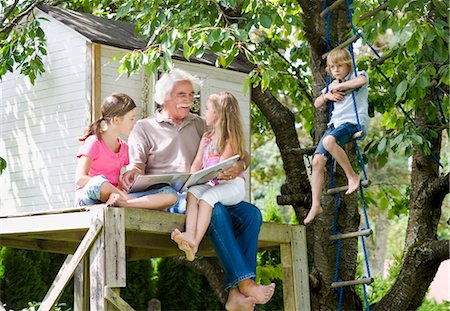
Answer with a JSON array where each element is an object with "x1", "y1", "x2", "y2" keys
[{"x1": 79, "y1": 93, "x2": 136, "y2": 141}]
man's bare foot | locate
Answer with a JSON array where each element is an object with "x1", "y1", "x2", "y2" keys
[
  {"x1": 225, "y1": 288, "x2": 256, "y2": 311},
  {"x1": 304, "y1": 205, "x2": 323, "y2": 225},
  {"x1": 106, "y1": 193, "x2": 121, "y2": 206},
  {"x1": 238, "y1": 279, "x2": 275, "y2": 305},
  {"x1": 346, "y1": 175, "x2": 360, "y2": 195}
]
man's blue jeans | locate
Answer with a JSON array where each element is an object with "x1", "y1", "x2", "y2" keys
[
  {"x1": 130, "y1": 186, "x2": 262, "y2": 290},
  {"x1": 208, "y1": 201, "x2": 262, "y2": 290}
]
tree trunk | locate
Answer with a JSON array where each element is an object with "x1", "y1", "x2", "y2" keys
[{"x1": 372, "y1": 104, "x2": 450, "y2": 310}]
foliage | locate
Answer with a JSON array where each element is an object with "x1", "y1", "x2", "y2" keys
[
  {"x1": 0, "y1": 156, "x2": 6, "y2": 175},
  {"x1": 120, "y1": 260, "x2": 155, "y2": 311},
  {"x1": 0, "y1": 248, "x2": 73, "y2": 310},
  {"x1": 156, "y1": 258, "x2": 221, "y2": 310}
]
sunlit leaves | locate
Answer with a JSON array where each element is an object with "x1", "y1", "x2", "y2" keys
[{"x1": 0, "y1": 156, "x2": 6, "y2": 175}]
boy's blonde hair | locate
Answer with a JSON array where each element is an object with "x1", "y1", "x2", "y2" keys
[
  {"x1": 326, "y1": 48, "x2": 353, "y2": 76},
  {"x1": 206, "y1": 92, "x2": 246, "y2": 159}
]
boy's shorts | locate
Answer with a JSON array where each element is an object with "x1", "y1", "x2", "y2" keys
[{"x1": 314, "y1": 123, "x2": 359, "y2": 160}]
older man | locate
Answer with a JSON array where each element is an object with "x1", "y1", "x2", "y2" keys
[{"x1": 123, "y1": 68, "x2": 274, "y2": 310}]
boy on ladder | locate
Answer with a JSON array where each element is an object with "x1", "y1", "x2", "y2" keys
[{"x1": 304, "y1": 48, "x2": 369, "y2": 225}]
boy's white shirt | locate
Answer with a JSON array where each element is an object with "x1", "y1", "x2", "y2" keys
[{"x1": 322, "y1": 70, "x2": 369, "y2": 133}]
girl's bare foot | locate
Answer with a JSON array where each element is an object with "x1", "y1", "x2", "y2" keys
[
  {"x1": 238, "y1": 279, "x2": 275, "y2": 305},
  {"x1": 106, "y1": 193, "x2": 122, "y2": 206},
  {"x1": 170, "y1": 229, "x2": 197, "y2": 261},
  {"x1": 225, "y1": 288, "x2": 256, "y2": 311},
  {"x1": 346, "y1": 175, "x2": 360, "y2": 195},
  {"x1": 304, "y1": 205, "x2": 323, "y2": 225}
]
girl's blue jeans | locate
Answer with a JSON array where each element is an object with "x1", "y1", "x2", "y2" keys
[{"x1": 208, "y1": 201, "x2": 262, "y2": 290}]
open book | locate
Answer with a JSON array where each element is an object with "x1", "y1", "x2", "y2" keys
[{"x1": 129, "y1": 155, "x2": 240, "y2": 193}]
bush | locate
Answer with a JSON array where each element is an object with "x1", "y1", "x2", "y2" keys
[
  {"x1": 121, "y1": 260, "x2": 154, "y2": 311},
  {"x1": 156, "y1": 258, "x2": 222, "y2": 310}
]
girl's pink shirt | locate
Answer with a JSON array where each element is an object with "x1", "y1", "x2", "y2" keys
[{"x1": 76, "y1": 135, "x2": 129, "y2": 188}]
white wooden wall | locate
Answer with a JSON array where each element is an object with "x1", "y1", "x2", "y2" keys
[
  {"x1": 0, "y1": 14, "x2": 251, "y2": 216},
  {"x1": 0, "y1": 12, "x2": 88, "y2": 215}
]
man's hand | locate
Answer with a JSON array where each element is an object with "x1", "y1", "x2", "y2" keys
[
  {"x1": 218, "y1": 161, "x2": 245, "y2": 180},
  {"x1": 122, "y1": 167, "x2": 142, "y2": 191}
]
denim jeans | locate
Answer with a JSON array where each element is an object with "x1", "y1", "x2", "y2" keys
[
  {"x1": 132, "y1": 186, "x2": 262, "y2": 290},
  {"x1": 208, "y1": 201, "x2": 262, "y2": 290},
  {"x1": 315, "y1": 122, "x2": 359, "y2": 160}
]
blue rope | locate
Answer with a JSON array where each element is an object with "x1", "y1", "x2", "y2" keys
[
  {"x1": 354, "y1": 140, "x2": 368, "y2": 180},
  {"x1": 338, "y1": 286, "x2": 344, "y2": 311},
  {"x1": 332, "y1": 191, "x2": 341, "y2": 235},
  {"x1": 362, "y1": 282, "x2": 371, "y2": 311},
  {"x1": 334, "y1": 239, "x2": 343, "y2": 282},
  {"x1": 359, "y1": 187, "x2": 371, "y2": 229},
  {"x1": 434, "y1": 86, "x2": 448, "y2": 124},
  {"x1": 360, "y1": 233, "x2": 372, "y2": 277}
]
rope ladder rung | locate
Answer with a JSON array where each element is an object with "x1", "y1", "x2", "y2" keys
[
  {"x1": 327, "y1": 179, "x2": 370, "y2": 195},
  {"x1": 322, "y1": 35, "x2": 361, "y2": 59},
  {"x1": 359, "y1": 2, "x2": 389, "y2": 21},
  {"x1": 320, "y1": 0, "x2": 346, "y2": 18},
  {"x1": 331, "y1": 277, "x2": 374, "y2": 288},
  {"x1": 330, "y1": 228, "x2": 372, "y2": 240}
]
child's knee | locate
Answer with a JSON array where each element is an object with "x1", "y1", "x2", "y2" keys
[
  {"x1": 312, "y1": 154, "x2": 326, "y2": 170},
  {"x1": 322, "y1": 135, "x2": 337, "y2": 151}
]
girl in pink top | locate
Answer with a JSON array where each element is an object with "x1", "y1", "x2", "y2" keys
[
  {"x1": 75, "y1": 93, "x2": 177, "y2": 209},
  {"x1": 171, "y1": 92, "x2": 247, "y2": 261}
]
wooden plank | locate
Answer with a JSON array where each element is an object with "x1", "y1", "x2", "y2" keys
[
  {"x1": 104, "y1": 286, "x2": 135, "y2": 311},
  {"x1": 290, "y1": 225, "x2": 311, "y2": 310},
  {"x1": 125, "y1": 209, "x2": 291, "y2": 243},
  {"x1": 105, "y1": 207, "x2": 126, "y2": 287},
  {"x1": 74, "y1": 257, "x2": 90, "y2": 311},
  {"x1": 90, "y1": 209, "x2": 107, "y2": 311},
  {"x1": 91, "y1": 43, "x2": 102, "y2": 123},
  {"x1": 322, "y1": 35, "x2": 360, "y2": 59},
  {"x1": 320, "y1": 0, "x2": 346, "y2": 17},
  {"x1": 0, "y1": 237, "x2": 78, "y2": 254},
  {"x1": 39, "y1": 219, "x2": 103, "y2": 311},
  {"x1": 0, "y1": 211, "x2": 93, "y2": 235},
  {"x1": 371, "y1": 52, "x2": 393, "y2": 67},
  {"x1": 0, "y1": 206, "x2": 90, "y2": 218},
  {"x1": 280, "y1": 243, "x2": 295, "y2": 311}
]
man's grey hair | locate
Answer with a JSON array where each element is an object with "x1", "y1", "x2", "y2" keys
[{"x1": 154, "y1": 68, "x2": 202, "y2": 105}]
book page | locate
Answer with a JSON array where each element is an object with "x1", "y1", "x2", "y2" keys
[
  {"x1": 130, "y1": 172, "x2": 190, "y2": 193},
  {"x1": 182, "y1": 155, "x2": 240, "y2": 191}
]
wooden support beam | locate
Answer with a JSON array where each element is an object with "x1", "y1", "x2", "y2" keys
[
  {"x1": 326, "y1": 179, "x2": 370, "y2": 195},
  {"x1": 105, "y1": 207, "x2": 126, "y2": 288},
  {"x1": 0, "y1": 237, "x2": 78, "y2": 254},
  {"x1": 320, "y1": 0, "x2": 346, "y2": 17},
  {"x1": 39, "y1": 219, "x2": 103, "y2": 311},
  {"x1": 359, "y1": 2, "x2": 389, "y2": 21},
  {"x1": 290, "y1": 225, "x2": 311, "y2": 310},
  {"x1": 331, "y1": 277, "x2": 374, "y2": 288},
  {"x1": 330, "y1": 229, "x2": 372, "y2": 240},
  {"x1": 104, "y1": 287, "x2": 135, "y2": 311},
  {"x1": 322, "y1": 35, "x2": 360, "y2": 59},
  {"x1": 280, "y1": 243, "x2": 296, "y2": 311},
  {"x1": 74, "y1": 257, "x2": 90, "y2": 311}
]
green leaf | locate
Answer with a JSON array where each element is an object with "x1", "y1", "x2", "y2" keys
[
  {"x1": 0, "y1": 156, "x2": 6, "y2": 175},
  {"x1": 260, "y1": 13, "x2": 272, "y2": 29},
  {"x1": 395, "y1": 80, "x2": 408, "y2": 98}
]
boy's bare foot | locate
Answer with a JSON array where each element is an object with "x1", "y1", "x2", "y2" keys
[
  {"x1": 304, "y1": 205, "x2": 323, "y2": 225},
  {"x1": 346, "y1": 175, "x2": 361, "y2": 195},
  {"x1": 238, "y1": 279, "x2": 275, "y2": 305},
  {"x1": 225, "y1": 288, "x2": 256, "y2": 311},
  {"x1": 106, "y1": 193, "x2": 121, "y2": 206}
]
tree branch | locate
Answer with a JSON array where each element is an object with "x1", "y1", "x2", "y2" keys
[
  {"x1": 0, "y1": 0, "x2": 20, "y2": 27},
  {"x1": 0, "y1": 0, "x2": 42, "y2": 34},
  {"x1": 420, "y1": 172, "x2": 449, "y2": 204}
]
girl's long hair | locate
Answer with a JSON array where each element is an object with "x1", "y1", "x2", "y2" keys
[
  {"x1": 79, "y1": 93, "x2": 136, "y2": 141},
  {"x1": 207, "y1": 92, "x2": 246, "y2": 159}
]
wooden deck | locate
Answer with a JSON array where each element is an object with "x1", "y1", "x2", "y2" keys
[{"x1": 0, "y1": 205, "x2": 310, "y2": 311}]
